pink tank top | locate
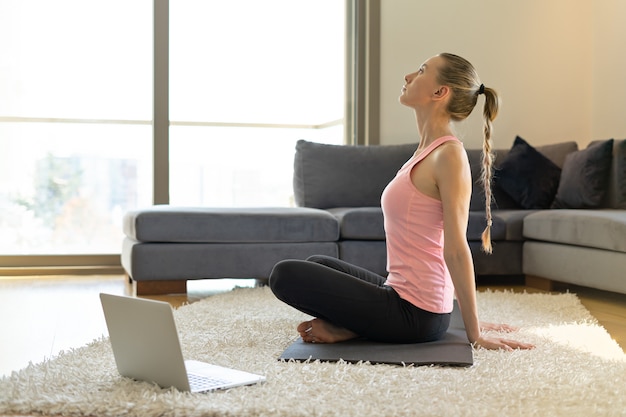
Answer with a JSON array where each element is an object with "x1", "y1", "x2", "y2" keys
[{"x1": 381, "y1": 136, "x2": 458, "y2": 314}]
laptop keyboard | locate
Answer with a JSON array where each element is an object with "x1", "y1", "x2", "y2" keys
[{"x1": 188, "y1": 373, "x2": 230, "y2": 392}]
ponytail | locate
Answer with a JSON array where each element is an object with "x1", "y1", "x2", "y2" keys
[
  {"x1": 479, "y1": 86, "x2": 499, "y2": 254},
  {"x1": 437, "y1": 53, "x2": 500, "y2": 253}
]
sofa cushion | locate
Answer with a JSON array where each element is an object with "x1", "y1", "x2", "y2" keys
[
  {"x1": 467, "y1": 210, "x2": 533, "y2": 241},
  {"x1": 468, "y1": 140, "x2": 578, "y2": 211},
  {"x1": 603, "y1": 139, "x2": 626, "y2": 209},
  {"x1": 495, "y1": 136, "x2": 563, "y2": 209},
  {"x1": 327, "y1": 207, "x2": 385, "y2": 240},
  {"x1": 293, "y1": 140, "x2": 417, "y2": 209},
  {"x1": 552, "y1": 139, "x2": 614, "y2": 209},
  {"x1": 123, "y1": 206, "x2": 339, "y2": 243},
  {"x1": 467, "y1": 148, "x2": 521, "y2": 211},
  {"x1": 522, "y1": 140, "x2": 579, "y2": 168},
  {"x1": 523, "y1": 209, "x2": 626, "y2": 253},
  {"x1": 331, "y1": 206, "x2": 533, "y2": 243}
]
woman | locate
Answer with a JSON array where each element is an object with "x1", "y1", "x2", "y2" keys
[{"x1": 269, "y1": 53, "x2": 534, "y2": 351}]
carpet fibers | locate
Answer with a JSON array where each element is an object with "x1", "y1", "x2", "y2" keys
[{"x1": 1, "y1": 287, "x2": 625, "y2": 417}]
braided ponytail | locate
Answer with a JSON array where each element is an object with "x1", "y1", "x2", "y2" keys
[
  {"x1": 479, "y1": 86, "x2": 499, "y2": 254},
  {"x1": 437, "y1": 53, "x2": 500, "y2": 254}
]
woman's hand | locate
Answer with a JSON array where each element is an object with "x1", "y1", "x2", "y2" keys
[
  {"x1": 476, "y1": 321, "x2": 535, "y2": 350},
  {"x1": 480, "y1": 321, "x2": 518, "y2": 332},
  {"x1": 474, "y1": 335, "x2": 535, "y2": 351}
]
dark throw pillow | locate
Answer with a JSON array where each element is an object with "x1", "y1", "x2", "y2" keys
[
  {"x1": 495, "y1": 136, "x2": 562, "y2": 209},
  {"x1": 552, "y1": 139, "x2": 614, "y2": 209}
]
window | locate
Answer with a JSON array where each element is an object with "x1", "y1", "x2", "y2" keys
[
  {"x1": 0, "y1": 0, "x2": 152, "y2": 255},
  {"x1": 169, "y1": 0, "x2": 345, "y2": 206},
  {"x1": 0, "y1": 0, "x2": 346, "y2": 259}
]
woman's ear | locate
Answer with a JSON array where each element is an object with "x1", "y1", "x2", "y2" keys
[{"x1": 433, "y1": 85, "x2": 450, "y2": 101}]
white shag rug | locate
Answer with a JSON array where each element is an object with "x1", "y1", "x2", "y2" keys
[{"x1": 1, "y1": 287, "x2": 625, "y2": 417}]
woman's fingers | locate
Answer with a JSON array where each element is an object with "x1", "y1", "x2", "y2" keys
[
  {"x1": 480, "y1": 321, "x2": 519, "y2": 332},
  {"x1": 476, "y1": 336, "x2": 535, "y2": 351},
  {"x1": 501, "y1": 338, "x2": 535, "y2": 350}
]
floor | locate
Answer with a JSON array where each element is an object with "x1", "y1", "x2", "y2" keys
[{"x1": 1, "y1": 274, "x2": 625, "y2": 378}]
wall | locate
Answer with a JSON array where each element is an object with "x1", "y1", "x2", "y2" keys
[
  {"x1": 378, "y1": 0, "x2": 596, "y2": 149},
  {"x1": 592, "y1": 0, "x2": 626, "y2": 142}
]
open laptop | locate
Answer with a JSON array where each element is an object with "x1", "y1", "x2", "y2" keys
[{"x1": 100, "y1": 293, "x2": 266, "y2": 392}]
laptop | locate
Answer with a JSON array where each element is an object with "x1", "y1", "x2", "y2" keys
[{"x1": 100, "y1": 293, "x2": 266, "y2": 392}]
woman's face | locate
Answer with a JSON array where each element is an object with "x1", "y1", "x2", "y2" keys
[{"x1": 399, "y1": 55, "x2": 444, "y2": 108}]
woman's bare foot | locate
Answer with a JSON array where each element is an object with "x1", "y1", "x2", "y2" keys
[{"x1": 296, "y1": 318, "x2": 358, "y2": 343}]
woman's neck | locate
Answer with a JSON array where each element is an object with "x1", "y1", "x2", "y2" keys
[{"x1": 414, "y1": 108, "x2": 453, "y2": 149}]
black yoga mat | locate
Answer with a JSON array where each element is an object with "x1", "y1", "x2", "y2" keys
[{"x1": 279, "y1": 301, "x2": 473, "y2": 367}]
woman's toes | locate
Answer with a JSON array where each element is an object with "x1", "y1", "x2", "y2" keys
[{"x1": 297, "y1": 320, "x2": 314, "y2": 336}]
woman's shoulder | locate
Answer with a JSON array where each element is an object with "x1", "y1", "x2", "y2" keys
[
  {"x1": 432, "y1": 137, "x2": 466, "y2": 160},
  {"x1": 431, "y1": 139, "x2": 471, "y2": 182}
]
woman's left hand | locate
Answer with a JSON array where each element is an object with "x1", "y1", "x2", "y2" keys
[
  {"x1": 474, "y1": 335, "x2": 535, "y2": 351},
  {"x1": 480, "y1": 321, "x2": 518, "y2": 332}
]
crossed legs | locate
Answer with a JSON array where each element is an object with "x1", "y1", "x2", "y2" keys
[{"x1": 269, "y1": 255, "x2": 450, "y2": 344}]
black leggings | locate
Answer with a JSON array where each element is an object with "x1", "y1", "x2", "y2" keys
[{"x1": 269, "y1": 255, "x2": 450, "y2": 343}]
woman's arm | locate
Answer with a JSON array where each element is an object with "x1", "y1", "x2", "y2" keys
[{"x1": 432, "y1": 143, "x2": 534, "y2": 351}]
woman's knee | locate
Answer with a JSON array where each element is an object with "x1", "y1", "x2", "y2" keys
[
  {"x1": 306, "y1": 254, "x2": 337, "y2": 267},
  {"x1": 268, "y1": 259, "x2": 303, "y2": 296},
  {"x1": 306, "y1": 255, "x2": 347, "y2": 271},
  {"x1": 268, "y1": 260, "x2": 287, "y2": 292}
]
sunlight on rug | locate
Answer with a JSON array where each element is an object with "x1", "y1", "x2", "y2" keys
[
  {"x1": 1, "y1": 287, "x2": 625, "y2": 417},
  {"x1": 477, "y1": 290, "x2": 626, "y2": 362}
]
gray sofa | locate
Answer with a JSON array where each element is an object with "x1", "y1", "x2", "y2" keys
[
  {"x1": 522, "y1": 138, "x2": 626, "y2": 294},
  {"x1": 122, "y1": 138, "x2": 626, "y2": 296}
]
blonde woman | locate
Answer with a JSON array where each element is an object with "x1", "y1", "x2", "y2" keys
[{"x1": 269, "y1": 53, "x2": 534, "y2": 351}]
